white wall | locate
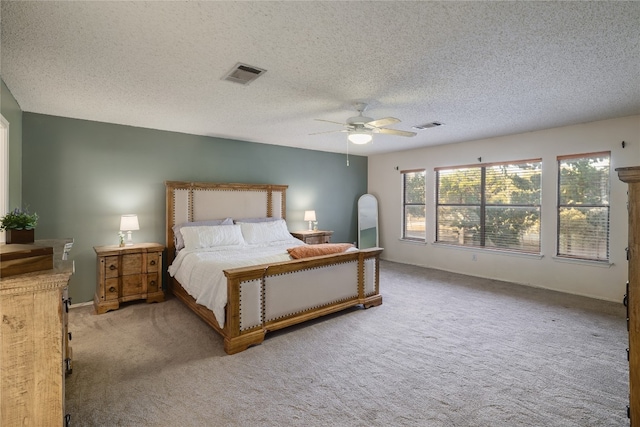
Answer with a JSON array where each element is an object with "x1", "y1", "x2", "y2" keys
[{"x1": 369, "y1": 115, "x2": 640, "y2": 302}]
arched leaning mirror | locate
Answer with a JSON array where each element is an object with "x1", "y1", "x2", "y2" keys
[{"x1": 358, "y1": 194, "x2": 379, "y2": 249}]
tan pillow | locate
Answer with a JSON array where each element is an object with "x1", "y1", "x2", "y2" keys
[{"x1": 287, "y1": 243, "x2": 355, "y2": 259}]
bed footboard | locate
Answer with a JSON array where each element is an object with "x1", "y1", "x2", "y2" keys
[{"x1": 222, "y1": 248, "x2": 382, "y2": 354}]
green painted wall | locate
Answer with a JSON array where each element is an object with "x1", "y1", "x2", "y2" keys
[
  {"x1": 22, "y1": 113, "x2": 367, "y2": 304},
  {"x1": 1, "y1": 79, "x2": 23, "y2": 208}
]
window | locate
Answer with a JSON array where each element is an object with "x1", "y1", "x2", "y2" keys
[
  {"x1": 557, "y1": 152, "x2": 610, "y2": 261},
  {"x1": 402, "y1": 169, "x2": 426, "y2": 241},
  {"x1": 436, "y1": 159, "x2": 542, "y2": 253}
]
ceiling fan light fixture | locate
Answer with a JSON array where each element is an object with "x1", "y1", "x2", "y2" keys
[{"x1": 348, "y1": 132, "x2": 372, "y2": 145}]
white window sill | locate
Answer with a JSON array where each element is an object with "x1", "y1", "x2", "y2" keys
[
  {"x1": 398, "y1": 238, "x2": 427, "y2": 246},
  {"x1": 432, "y1": 242, "x2": 544, "y2": 259},
  {"x1": 552, "y1": 256, "x2": 613, "y2": 268}
]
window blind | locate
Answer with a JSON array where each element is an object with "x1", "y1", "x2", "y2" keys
[
  {"x1": 557, "y1": 152, "x2": 610, "y2": 261},
  {"x1": 402, "y1": 170, "x2": 426, "y2": 241},
  {"x1": 436, "y1": 160, "x2": 541, "y2": 253}
]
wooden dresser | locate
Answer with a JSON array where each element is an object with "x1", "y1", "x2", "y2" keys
[
  {"x1": 617, "y1": 166, "x2": 639, "y2": 425},
  {"x1": 0, "y1": 240, "x2": 74, "y2": 426},
  {"x1": 290, "y1": 230, "x2": 333, "y2": 245},
  {"x1": 94, "y1": 242, "x2": 164, "y2": 314}
]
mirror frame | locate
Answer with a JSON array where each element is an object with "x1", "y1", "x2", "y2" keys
[{"x1": 357, "y1": 194, "x2": 379, "y2": 249}]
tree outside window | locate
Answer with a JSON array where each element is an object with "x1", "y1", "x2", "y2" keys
[
  {"x1": 436, "y1": 160, "x2": 542, "y2": 253},
  {"x1": 402, "y1": 170, "x2": 426, "y2": 241},
  {"x1": 557, "y1": 152, "x2": 610, "y2": 261}
]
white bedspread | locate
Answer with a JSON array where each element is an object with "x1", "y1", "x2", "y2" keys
[{"x1": 168, "y1": 238, "x2": 305, "y2": 327}]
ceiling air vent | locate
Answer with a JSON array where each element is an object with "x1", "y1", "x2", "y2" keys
[
  {"x1": 223, "y1": 63, "x2": 267, "y2": 85},
  {"x1": 412, "y1": 121, "x2": 443, "y2": 130}
]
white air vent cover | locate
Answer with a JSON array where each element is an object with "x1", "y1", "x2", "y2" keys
[
  {"x1": 223, "y1": 63, "x2": 267, "y2": 85},
  {"x1": 412, "y1": 121, "x2": 443, "y2": 130}
]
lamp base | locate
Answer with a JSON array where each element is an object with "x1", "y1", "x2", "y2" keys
[{"x1": 126, "y1": 231, "x2": 134, "y2": 246}]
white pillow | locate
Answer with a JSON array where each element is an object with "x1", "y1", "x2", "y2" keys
[
  {"x1": 239, "y1": 219, "x2": 292, "y2": 244},
  {"x1": 181, "y1": 224, "x2": 245, "y2": 250},
  {"x1": 173, "y1": 218, "x2": 234, "y2": 251}
]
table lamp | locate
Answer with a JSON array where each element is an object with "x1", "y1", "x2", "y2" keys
[
  {"x1": 120, "y1": 214, "x2": 139, "y2": 246},
  {"x1": 304, "y1": 210, "x2": 316, "y2": 231}
]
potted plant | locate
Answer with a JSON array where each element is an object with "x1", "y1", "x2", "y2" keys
[{"x1": 1, "y1": 208, "x2": 39, "y2": 244}]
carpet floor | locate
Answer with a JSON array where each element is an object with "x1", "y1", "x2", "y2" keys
[{"x1": 66, "y1": 260, "x2": 629, "y2": 426}]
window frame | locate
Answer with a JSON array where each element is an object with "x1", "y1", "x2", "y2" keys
[
  {"x1": 556, "y1": 151, "x2": 610, "y2": 262},
  {"x1": 401, "y1": 169, "x2": 426, "y2": 242},
  {"x1": 435, "y1": 158, "x2": 542, "y2": 254},
  {"x1": 0, "y1": 115, "x2": 8, "y2": 244}
]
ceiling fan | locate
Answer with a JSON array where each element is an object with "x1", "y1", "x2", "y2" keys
[{"x1": 311, "y1": 102, "x2": 417, "y2": 144}]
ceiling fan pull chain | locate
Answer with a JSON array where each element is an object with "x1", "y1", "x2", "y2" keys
[{"x1": 346, "y1": 140, "x2": 350, "y2": 166}]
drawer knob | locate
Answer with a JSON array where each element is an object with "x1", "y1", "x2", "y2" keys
[
  {"x1": 109, "y1": 286, "x2": 116, "y2": 293},
  {"x1": 150, "y1": 260, "x2": 156, "y2": 266},
  {"x1": 109, "y1": 264, "x2": 116, "y2": 271},
  {"x1": 150, "y1": 281, "x2": 156, "y2": 286}
]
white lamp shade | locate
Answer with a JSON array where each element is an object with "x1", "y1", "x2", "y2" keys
[
  {"x1": 303, "y1": 210, "x2": 316, "y2": 222},
  {"x1": 120, "y1": 214, "x2": 140, "y2": 231},
  {"x1": 348, "y1": 132, "x2": 373, "y2": 145}
]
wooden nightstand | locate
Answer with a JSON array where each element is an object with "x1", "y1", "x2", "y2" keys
[
  {"x1": 291, "y1": 230, "x2": 333, "y2": 245},
  {"x1": 93, "y1": 243, "x2": 164, "y2": 314}
]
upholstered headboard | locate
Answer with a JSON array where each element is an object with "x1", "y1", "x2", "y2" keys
[{"x1": 165, "y1": 181, "x2": 288, "y2": 263}]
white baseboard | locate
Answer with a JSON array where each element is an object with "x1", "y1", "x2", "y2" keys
[{"x1": 70, "y1": 301, "x2": 93, "y2": 309}]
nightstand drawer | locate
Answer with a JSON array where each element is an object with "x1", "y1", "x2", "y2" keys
[
  {"x1": 147, "y1": 253, "x2": 160, "y2": 272},
  {"x1": 291, "y1": 230, "x2": 333, "y2": 245},
  {"x1": 122, "y1": 274, "x2": 144, "y2": 297},
  {"x1": 104, "y1": 256, "x2": 119, "y2": 278},
  {"x1": 105, "y1": 278, "x2": 119, "y2": 300},
  {"x1": 147, "y1": 273, "x2": 159, "y2": 293},
  {"x1": 122, "y1": 253, "x2": 142, "y2": 276}
]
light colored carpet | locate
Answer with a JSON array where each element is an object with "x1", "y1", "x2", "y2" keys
[{"x1": 66, "y1": 261, "x2": 629, "y2": 426}]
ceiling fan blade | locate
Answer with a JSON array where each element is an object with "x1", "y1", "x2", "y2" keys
[
  {"x1": 314, "y1": 119, "x2": 347, "y2": 126},
  {"x1": 366, "y1": 117, "x2": 400, "y2": 128},
  {"x1": 377, "y1": 128, "x2": 417, "y2": 137},
  {"x1": 309, "y1": 129, "x2": 347, "y2": 135}
]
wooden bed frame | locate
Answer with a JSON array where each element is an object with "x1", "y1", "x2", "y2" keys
[{"x1": 165, "y1": 181, "x2": 383, "y2": 354}]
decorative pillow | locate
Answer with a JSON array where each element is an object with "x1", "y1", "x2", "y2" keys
[
  {"x1": 181, "y1": 224, "x2": 245, "y2": 250},
  {"x1": 239, "y1": 219, "x2": 292, "y2": 244},
  {"x1": 173, "y1": 218, "x2": 233, "y2": 251},
  {"x1": 234, "y1": 217, "x2": 281, "y2": 224},
  {"x1": 287, "y1": 243, "x2": 355, "y2": 259}
]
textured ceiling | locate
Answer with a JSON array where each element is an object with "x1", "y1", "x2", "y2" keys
[{"x1": 1, "y1": 1, "x2": 639, "y2": 156}]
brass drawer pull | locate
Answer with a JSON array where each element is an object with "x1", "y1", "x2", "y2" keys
[
  {"x1": 150, "y1": 281, "x2": 156, "y2": 286},
  {"x1": 150, "y1": 260, "x2": 156, "y2": 266},
  {"x1": 109, "y1": 286, "x2": 116, "y2": 293},
  {"x1": 109, "y1": 264, "x2": 117, "y2": 270}
]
